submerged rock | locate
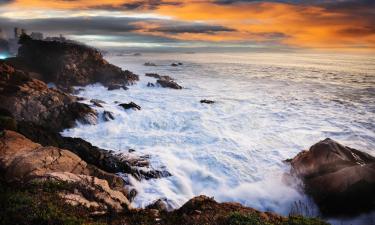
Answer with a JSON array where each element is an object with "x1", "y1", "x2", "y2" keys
[
  {"x1": 145, "y1": 73, "x2": 162, "y2": 79},
  {"x1": 200, "y1": 99, "x2": 215, "y2": 104},
  {"x1": 90, "y1": 99, "x2": 105, "y2": 107},
  {"x1": 289, "y1": 138, "x2": 375, "y2": 216},
  {"x1": 147, "y1": 82, "x2": 155, "y2": 87},
  {"x1": 102, "y1": 111, "x2": 115, "y2": 121},
  {"x1": 144, "y1": 62, "x2": 156, "y2": 66},
  {"x1": 119, "y1": 102, "x2": 141, "y2": 110},
  {"x1": 107, "y1": 84, "x2": 129, "y2": 91}
]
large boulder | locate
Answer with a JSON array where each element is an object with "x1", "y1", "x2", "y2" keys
[
  {"x1": 289, "y1": 138, "x2": 375, "y2": 215},
  {"x1": 11, "y1": 38, "x2": 138, "y2": 89},
  {"x1": 0, "y1": 61, "x2": 97, "y2": 131}
]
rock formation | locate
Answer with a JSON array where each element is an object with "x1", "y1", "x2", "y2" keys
[
  {"x1": 0, "y1": 61, "x2": 97, "y2": 131},
  {"x1": 6, "y1": 37, "x2": 139, "y2": 89},
  {"x1": 0, "y1": 130, "x2": 131, "y2": 212},
  {"x1": 289, "y1": 138, "x2": 375, "y2": 215}
]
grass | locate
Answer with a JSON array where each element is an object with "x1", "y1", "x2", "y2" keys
[{"x1": 0, "y1": 180, "x2": 104, "y2": 225}]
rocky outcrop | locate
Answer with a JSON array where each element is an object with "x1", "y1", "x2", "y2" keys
[
  {"x1": 119, "y1": 102, "x2": 141, "y2": 111},
  {"x1": 0, "y1": 61, "x2": 97, "y2": 131},
  {"x1": 0, "y1": 130, "x2": 131, "y2": 211},
  {"x1": 8, "y1": 38, "x2": 138, "y2": 89},
  {"x1": 200, "y1": 99, "x2": 215, "y2": 104},
  {"x1": 157, "y1": 79, "x2": 182, "y2": 89},
  {"x1": 15, "y1": 121, "x2": 170, "y2": 180},
  {"x1": 289, "y1": 138, "x2": 375, "y2": 215},
  {"x1": 145, "y1": 73, "x2": 182, "y2": 89}
]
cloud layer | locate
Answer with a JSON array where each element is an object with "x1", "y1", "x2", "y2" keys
[{"x1": 0, "y1": 0, "x2": 373, "y2": 49}]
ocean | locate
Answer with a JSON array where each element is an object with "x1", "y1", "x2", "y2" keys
[{"x1": 62, "y1": 51, "x2": 375, "y2": 224}]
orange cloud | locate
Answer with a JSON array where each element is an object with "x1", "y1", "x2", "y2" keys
[{"x1": 2, "y1": 0, "x2": 375, "y2": 49}]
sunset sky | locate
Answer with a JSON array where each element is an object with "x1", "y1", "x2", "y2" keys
[{"x1": 0, "y1": 0, "x2": 374, "y2": 50}]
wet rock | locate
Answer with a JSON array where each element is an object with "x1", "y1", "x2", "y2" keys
[
  {"x1": 147, "y1": 82, "x2": 155, "y2": 87},
  {"x1": 200, "y1": 99, "x2": 215, "y2": 104},
  {"x1": 119, "y1": 102, "x2": 141, "y2": 110},
  {"x1": 157, "y1": 79, "x2": 182, "y2": 89},
  {"x1": 171, "y1": 63, "x2": 179, "y2": 67},
  {"x1": 144, "y1": 62, "x2": 156, "y2": 66},
  {"x1": 289, "y1": 138, "x2": 375, "y2": 216},
  {"x1": 145, "y1": 73, "x2": 162, "y2": 79},
  {"x1": 107, "y1": 84, "x2": 129, "y2": 91},
  {"x1": 15, "y1": 121, "x2": 169, "y2": 180},
  {"x1": 102, "y1": 111, "x2": 115, "y2": 121},
  {"x1": 90, "y1": 99, "x2": 105, "y2": 107}
]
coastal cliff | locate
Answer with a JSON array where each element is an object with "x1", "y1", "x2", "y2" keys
[{"x1": 0, "y1": 38, "x2": 352, "y2": 225}]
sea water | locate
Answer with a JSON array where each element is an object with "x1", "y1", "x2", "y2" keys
[{"x1": 62, "y1": 51, "x2": 375, "y2": 223}]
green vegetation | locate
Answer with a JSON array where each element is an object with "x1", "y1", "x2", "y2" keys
[
  {"x1": 226, "y1": 212, "x2": 330, "y2": 225},
  {"x1": 227, "y1": 212, "x2": 273, "y2": 225},
  {"x1": 284, "y1": 216, "x2": 330, "y2": 225},
  {"x1": 0, "y1": 180, "x2": 104, "y2": 225}
]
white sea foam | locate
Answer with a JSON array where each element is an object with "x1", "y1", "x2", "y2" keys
[{"x1": 62, "y1": 52, "x2": 375, "y2": 224}]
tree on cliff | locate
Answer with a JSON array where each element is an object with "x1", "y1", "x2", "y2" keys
[{"x1": 18, "y1": 33, "x2": 32, "y2": 45}]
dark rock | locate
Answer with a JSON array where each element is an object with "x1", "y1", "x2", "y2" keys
[
  {"x1": 145, "y1": 73, "x2": 161, "y2": 79},
  {"x1": 147, "y1": 82, "x2": 155, "y2": 87},
  {"x1": 119, "y1": 102, "x2": 141, "y2": 110},
  {"x1": 289, "y1": 138, "x2": 375, "y2": 216},
  {"x1": 144, "y1": 62, "x2": 156, "y2": 66},
  {"x1": 107, "y1": 84, "x2": 129, "y2": 91},
  {"x1": 157, "y1": 79, "x2": 182, "y2": 89},
  {"x1": 0, "y1": 61, "x2": 97, "y2": 131},
  {"x1": 128, "y1": 149, "x2": 136, "y2": 153},
  {"x1": 171, "y1": 63, "x2": 178, "y2": 67},
  {"x1": 90, "y1": 99, "x2": 105, "y2": 108},
  {"x1": 12, "y1": 39, "x2": 139, "y2": 89},
  {"x1": 178, "y1": 62, "x2": 183, "y2": 65},
  {"x1": 102, "y1": 111, "x2": 115, "y2": 121},
  {"x1": 200, "y1": 99, "x2": 215, "y2": 104},
  {"x1": 146, "y1": 198, "x2": 173, "y2": 212}
]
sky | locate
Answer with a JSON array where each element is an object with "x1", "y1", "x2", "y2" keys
[{"x1": 0, "y1": 0, "x2": 374, "y2": 50}]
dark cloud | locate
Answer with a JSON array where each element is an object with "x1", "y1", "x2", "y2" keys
[
  {"x1": 0, "y1": 16, "x2": 143, "y2": 35},
  {"x1": 0, "y1": 0, "x2": 13, "y2": 5},
  {"x1": 92, "y1": 0, "x2": 182, "y2": 11},
  {"x1": 149, "y1": 24, "x2": 236, "y2": 34}
]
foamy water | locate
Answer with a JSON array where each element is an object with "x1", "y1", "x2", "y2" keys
[{"x1": 62, "y1": 51, "x2": 375, "y2": 223}]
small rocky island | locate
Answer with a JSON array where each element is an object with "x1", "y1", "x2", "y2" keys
[{"x1": 1, "y1": 35, "x2": 373, "y2": 225}]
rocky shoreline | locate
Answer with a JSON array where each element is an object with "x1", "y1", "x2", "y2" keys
[{"x1": 0, "y1": 36, "x2": 373, "y2": 225}]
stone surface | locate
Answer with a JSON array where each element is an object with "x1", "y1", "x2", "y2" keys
[
  {"x1": 0, "y1": 130, "x2": 131, "y2": 211},
  {"x1": 290, "y1": 138, "x2": 375, "y2": 215},
  {"x1": 0, "y1": 61, "x2": 97, "y2": 131}
]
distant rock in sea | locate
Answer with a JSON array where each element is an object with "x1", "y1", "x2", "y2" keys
[
  {"x1": 200, "y1": 99, "x2": 215, "y2": 104},
  {"x1": 119, "y1": 102, "x2": 141, "y2": 110}
]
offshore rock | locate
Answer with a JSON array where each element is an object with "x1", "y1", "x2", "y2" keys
[
  {"x1": 119, "y1": 102, "x2": 141, "y2": 110},
  {"x1": 289, "y1": 138, "x2": 375, "y2": 215}
]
